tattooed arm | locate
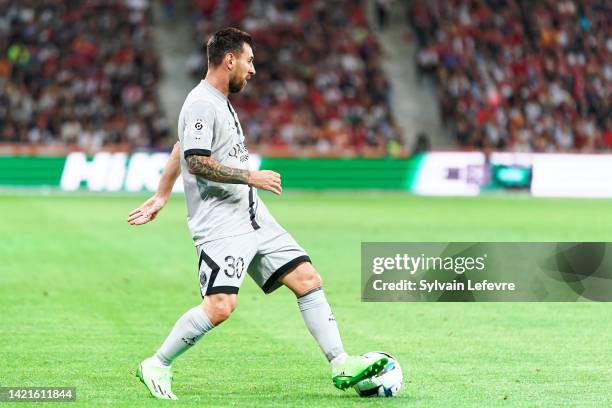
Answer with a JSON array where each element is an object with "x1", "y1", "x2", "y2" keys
[
  {"x1": 186, "y1": 155, "x2": 249, "y2": 184},
  {"x1": 186, "y1": 155, "x2": 282, "y2": 195}
]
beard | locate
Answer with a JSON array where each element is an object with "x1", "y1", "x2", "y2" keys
[{"x1": 229, "y1": 77, "x2": 246, "y2": 94}]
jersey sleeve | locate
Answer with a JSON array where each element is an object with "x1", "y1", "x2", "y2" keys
[{"x1": 182, "y1": 100, "x2": 216, "y2": 159}]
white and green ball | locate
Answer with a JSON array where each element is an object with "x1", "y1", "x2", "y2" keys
[{"x1": 354, "y1": 352, "x2": 403, "y2": 397}]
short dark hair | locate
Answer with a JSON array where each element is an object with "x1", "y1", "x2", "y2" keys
[{"x1": 206, "y1": 27, "x2": 253, "y2": 67}]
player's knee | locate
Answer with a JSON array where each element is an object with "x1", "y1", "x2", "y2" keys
[
  {"x1": 211, "y1": 303, "x2": 233, "y2": 324},
  {"x1": 295, "y1": 266, "x2": 323, "y2": 294},
  {"x1": 203, "y1": 294, "x2": 236, "y2": 325},
  {"x1": 280, "y1": 262, "x2": 323, "y2": 296},
  {"x1": 305, "y1": 270, "x2": 322, "y2": 289}
]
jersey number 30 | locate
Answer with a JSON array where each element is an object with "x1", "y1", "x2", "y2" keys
[{"x1": 224, "y1": 256, "x2": 245, "y2": 279}]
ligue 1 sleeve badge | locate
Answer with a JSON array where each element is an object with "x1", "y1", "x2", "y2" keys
[{"x1": 192, "y1": 120, "x2": 206, "y2": 139}]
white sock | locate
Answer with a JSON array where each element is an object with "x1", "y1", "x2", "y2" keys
[
  {"x1": 297, "y1": 288, "x2": 345, "y2": 362},
  {"x1": 154, "y1": 305, "x2": 214, "y2": 366}
]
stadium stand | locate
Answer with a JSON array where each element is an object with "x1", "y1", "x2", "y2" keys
[
  {"x1": 0, "y1": 0, "x2": 169, "y2": 151},
  {"x1": 6, "y1": 0, "x2": 607, "y2": 155},
  {"x1": 410, "y1": 0, "x2": 611, "y2": 151},
  {"x1": 188, "y1": 0, "x2": 404, "y2": 156}
]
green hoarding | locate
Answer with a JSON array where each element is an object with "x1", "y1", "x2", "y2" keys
[
  {"x1": 260, "y1": 157, "x2": 424, "y2": 190},
  {"x1": 0, "y1": 156, "x2": 66, "y2": 186},
  {"x1": 0, "y1": 154, "x2": 424, "y2": 191}
]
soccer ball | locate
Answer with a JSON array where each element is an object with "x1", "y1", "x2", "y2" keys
[{"x1": 354, "y1": 352, "x2": 403, "y2": 397}]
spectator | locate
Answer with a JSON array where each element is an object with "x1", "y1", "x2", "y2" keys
[{"x1": 375, "y1": 0, "x2": 394, "y2": 31}]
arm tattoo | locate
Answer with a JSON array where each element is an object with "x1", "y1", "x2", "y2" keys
[{"x1": 186, "y1": 155, "x2": 249, "y2": 184}]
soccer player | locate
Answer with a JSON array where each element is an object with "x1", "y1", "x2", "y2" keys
[{"x1": 128, "y1": 27, "x2": 387, "y2": 400}]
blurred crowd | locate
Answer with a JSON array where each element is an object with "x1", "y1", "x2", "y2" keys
[
  {"x1": 411, "y1": 0, "x2": 612, "y2": 151},
  {"x1": 188, "y1": 0, "x2": 403, "y2": 156},
  {"x1": 6, "y1": 0, "x2": 606, "y2": 155},
  {"x1": 0, "y1": 0, "x2": 169, "y2": 151}
]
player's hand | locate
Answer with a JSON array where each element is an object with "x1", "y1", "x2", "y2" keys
[
  {"x1": 127, "y1": 194, "x2": 168, "y2": 225},
  {"x1": 248, "y1": 170, "x2": 282, "y2": 195}
]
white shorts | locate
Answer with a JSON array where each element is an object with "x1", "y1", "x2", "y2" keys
[{"x1": 195, "y1": 226, "x2": 310, "y2": 296}]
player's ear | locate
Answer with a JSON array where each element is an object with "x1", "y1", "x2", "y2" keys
[{"x1": 226, "y1": 52, "x2": 234, "y2": 71}]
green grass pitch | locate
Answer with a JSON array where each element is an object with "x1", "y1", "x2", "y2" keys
[{"x1": 1, "y1": 192, "x2": 611, "y2": 407}]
